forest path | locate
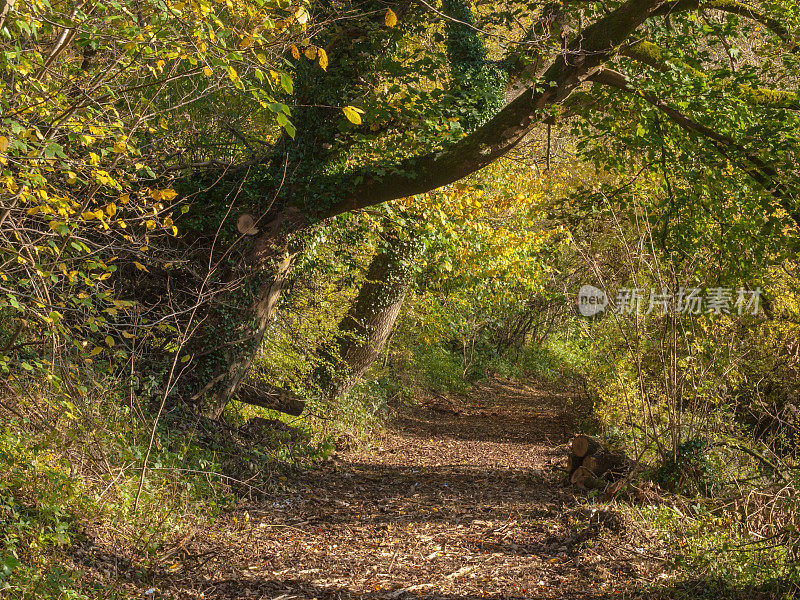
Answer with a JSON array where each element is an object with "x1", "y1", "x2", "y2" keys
[{"x1": 165, "y1": 377, "x2": 668, "y2": 599}]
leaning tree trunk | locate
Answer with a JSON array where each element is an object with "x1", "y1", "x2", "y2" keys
[
  {"x1": 208, "y1": 224, "x2": 421, "y2": 418},
  {"x1": 197, "y1": 249, "x2": 296, "y2": 418},
  {"x1": 313, "y1": 226, "x2": 422, "y2": 401}
]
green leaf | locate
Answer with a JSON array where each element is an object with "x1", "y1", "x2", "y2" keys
[{"x1": 280, "y1": 72, "x2": 293, "y2": 94}]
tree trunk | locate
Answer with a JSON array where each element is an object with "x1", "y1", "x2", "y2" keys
[
  {"x1": 209, "y1": 224, "x2": 420, "y2": 418},
  {"x1": 314, "y1": 227, "x2": 421, "y2": 401},
  {"x1": 195, "y1": 249, "x2": 297, "y2": 418}
]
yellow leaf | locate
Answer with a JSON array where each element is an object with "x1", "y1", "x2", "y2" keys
[
  {"x1": 150, "y1": 189, "x2": 178, "y2": 202},
  {"x1": 106, "y1": 203, "x2": 117, "y2": 216},
  {"x1": 295, "y1": 6, "x2": 309, "y2": 24},
  {"x1": 0, "y1": 136, "x2": 8, "y2": 152},
  {"x1": 133, "y1": 261, "x2": 149, "y2": 272},
  {"x1": 385, "y1": 8, "x2": 397, "y2": 27},
  {"x1": 291, "y1": 44, "x2": 300, "y2": 60},
  {"x1": 304, "y1": 46, "x2": 317, "y2": 60},
  {"x1": 318, "y1": 48, "x2": 328, "y2": 71},
  {"x1": 104, "y1": 335, "x2": 115, "y2": 347},
  {"x1": 342, "y1": 106, "x2": 364, "y2": 125},
  {"x1": 203, "y1": 66, "x2": 213, "y2": 76},
  {"x1": 89, "y1": 346, "x2": 103, "y2": 356}
]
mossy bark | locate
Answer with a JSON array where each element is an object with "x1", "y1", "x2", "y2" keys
[
  {"x1": 198, "y1": 250, "x2": 296, "y2": 418},
  {"x1": 314, "y1": 228, "x2": 422, "y2": 401}
]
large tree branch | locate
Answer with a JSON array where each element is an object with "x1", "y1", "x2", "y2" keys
[
  {"x1": 703, "y1": 0, "x2": 796, "y2": 49},
  {"x1": 325, "y1": 0, "x2": 666, "y2": 217},
  {"x1": 588, "y1": 68, "x2": 800, "y2": 227},
  {"x1": 573, "y1": 0, "x2": 796, "y2": 49},
  {"x1": 235, "y1": 380, "x2": 306, "y2": 416},
  {"x1": 621, "y1": 40, "x2": 800, "y2": 110}
]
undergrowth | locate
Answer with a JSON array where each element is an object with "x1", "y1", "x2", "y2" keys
[{"x1": 0, "y1": 368, "x2": 338, "y2": 599}]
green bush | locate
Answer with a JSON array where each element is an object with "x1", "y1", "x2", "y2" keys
[{"x1": 653, "y1": 438, "x2": 721, "y2": 497}]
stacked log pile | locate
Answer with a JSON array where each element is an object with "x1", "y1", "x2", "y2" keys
[{"x1": 566, "y1": 434, "x2": 630, "y2": 489}]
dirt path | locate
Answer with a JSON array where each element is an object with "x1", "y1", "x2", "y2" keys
[{"x1": 162, "y1": 378, "x2": 668, "y2": 599}]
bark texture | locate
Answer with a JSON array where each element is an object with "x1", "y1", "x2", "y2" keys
[
  {"x1": 315, "y1": 228, "x2": 422, "y2": 401},
  {"x1": 199, "y1": 250, "x2": 297, "y2": 418}
]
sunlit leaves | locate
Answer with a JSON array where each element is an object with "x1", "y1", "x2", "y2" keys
[
  {"x1": 295, "y1": 6, "x2": 310, "y2": 25},
  {"x1": 343, "y1": 106, "x2": 365, "y2": 125}
]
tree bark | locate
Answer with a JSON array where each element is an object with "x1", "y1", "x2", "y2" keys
[
  {"x1": 314, "y1": 227, "x2": 422, "y2": 401},
  {"x1": 194, "y1": 248, "x2": 297, "y2": 418},
  {"x1": 235, "y1": 379, "x2": 306, "y2": 416},
  {"x1": 0, "y1": 0, "x2": 15, "y2": 30}
]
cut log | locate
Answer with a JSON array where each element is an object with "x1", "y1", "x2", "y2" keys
[
  {"x1": 236, "y1": 213, "x2": 260, "y2": 235},
  {"x1": 570, "y1": 466, "x2": 606, "y2": 490},
  {"x1": 567, "y1": 453, "x2": 582, "y2": 476},
  {"x1": 572, "y1": 434, "x2": 602, "y2": 458},
  {"x1": 582, "y1": 449, "x2": 630, "y2": 479}
]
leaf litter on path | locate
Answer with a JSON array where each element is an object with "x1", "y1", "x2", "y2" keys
[{"x1": 133, "y1": 378, "x2": 672, "y2": 599}]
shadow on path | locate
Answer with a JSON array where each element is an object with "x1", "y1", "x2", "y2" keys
[{"x1": 141, "y1": 377, "x2": 793, "y2": 600}]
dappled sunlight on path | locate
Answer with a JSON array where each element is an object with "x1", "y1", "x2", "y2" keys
[{"x1": 143, "y1": 377, "x2": 775, "y2": 600}]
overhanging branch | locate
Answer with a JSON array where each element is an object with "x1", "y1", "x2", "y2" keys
[
  {"x1": 622, "y1": 40, "x2": 800, "y2": 110},
  {"x1": 588, "y1": 68, "x2": 800, "y2": 228},
  {"x1": 325, "y1": 0, "x2": 666, "y2": 217},
  {"x1": 703, "y1": 0, "x2": 796, "y2": 49}
]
